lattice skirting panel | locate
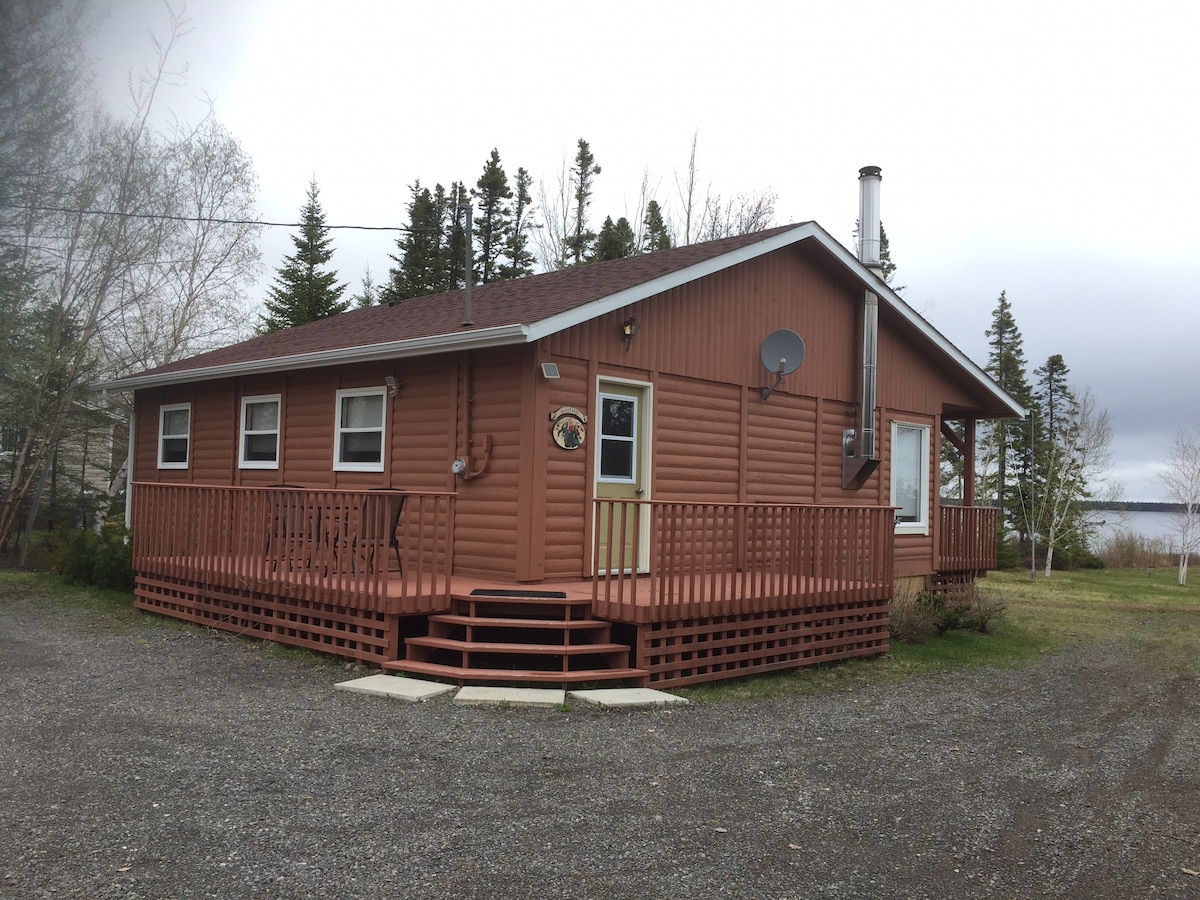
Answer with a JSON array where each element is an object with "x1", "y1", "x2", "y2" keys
[
  {"x1": 635, "y1": 598, "x2": 891, "y2": 688},
  {"x1": 135, "y1": 575, "x2": 399, "y2": 664},
  {"x1": 929, "y1": 570, "x2": 982, "y2": 597}
]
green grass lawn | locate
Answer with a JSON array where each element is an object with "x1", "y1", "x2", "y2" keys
[{"x1": 679, "y1": 566, "x2": 1200, "y2": 703}]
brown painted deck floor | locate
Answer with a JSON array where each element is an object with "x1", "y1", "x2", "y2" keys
[{"x1": 139, "y1": 556, "x2": 885, "y2": 626}]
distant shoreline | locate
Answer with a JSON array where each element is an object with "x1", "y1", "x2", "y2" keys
[{"x1": 1080, "y1": 501, "x2": 1184, "y2": 514}]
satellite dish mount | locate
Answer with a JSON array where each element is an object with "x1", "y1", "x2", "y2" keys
[{"x1": 758, "y1": 329, "x2": 806, "y2": 401}]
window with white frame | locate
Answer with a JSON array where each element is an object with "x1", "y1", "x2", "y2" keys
[
  {"x1": 239, "y1": 394, "x2": 281, "y2": 469},
  {"x1": 158, "y1": 403, "x2": 191, "y2": 469},
  {"x1": 334, "y1": 387, "x2": 386, "y2": 471},
  {"x1": 891, "y1": 421, "x2": 930, "y2": 534}
]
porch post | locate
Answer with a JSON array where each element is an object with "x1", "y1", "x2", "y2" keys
[{"x1": 963, "y1": 418, "x2": 976, "y2": 507}]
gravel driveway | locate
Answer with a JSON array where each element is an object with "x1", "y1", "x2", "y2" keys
[{"x1": 2, "y1": 593, "x2": 1198, "y2": 899}]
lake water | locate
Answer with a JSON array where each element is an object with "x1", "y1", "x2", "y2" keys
[{"x1": 1090, "y1": 509, "x2": 1182, "y2": 547}]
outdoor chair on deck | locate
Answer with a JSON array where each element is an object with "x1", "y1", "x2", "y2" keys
[
  {"x1": 266, "y1": 485, "x2": 305, "y2": 571},
  {"x1": 366, "y1": 487, "x2": 406, "y2": 574}
]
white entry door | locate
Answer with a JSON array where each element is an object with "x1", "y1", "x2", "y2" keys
[{"x1": 594, "y1": 380, "x2": 650, "y2": 574}]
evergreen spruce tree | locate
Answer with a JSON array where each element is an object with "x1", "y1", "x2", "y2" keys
[
  {"x1": 981, "y1": 290, "x2": 1035, "y2": 540},
  {"x1": 260, "y1": 179, "x2": 348, "y2": 332},
  {"x1": 437, "y1": 182, "x2": 465, "y2": 291},
  {"x1": 642, "y1": 200, "x2": 671, "y2": 253},
  {"x1": 564, "y1": 138, "x2": 601, "y2": 266},
  {"x1": 382, "y1": 181, "x2": 446, "y2": 303},
  {"x1": 498, "y1": 166, "x2": 536, "y2": 281},
  {"x1": 352, "y1": 266, "x2": 379, "y2": 308},
  {"x1": 474, "y1": 149, "x2": 512, "y2": 284},
  {"x1": 592, "y1": 216, "x2": 636, "y2": 261},
  {"x1": 1028, "y1": 353, "x2": 1083, "y2": 568},
  {"x1": 1033, "y1": 354, "x2": 1072, "y2": 440},
  {"x1": 879, "y1": 223, "x2": 904, "y2": 292}
]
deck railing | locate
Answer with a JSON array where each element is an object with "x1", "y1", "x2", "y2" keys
[
  {"x1": 131, "y1": 483, "x2": 455, "y2": 615},
  {"x1": 939, "y1": 505, "x2": 998, "y2": 572},
  {"x1": 592, "y1": 500, "x2": 896, "y2": 622}
]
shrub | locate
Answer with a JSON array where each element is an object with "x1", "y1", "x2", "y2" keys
[
  {"x1": 995, "y1": 536, "x2": 1023, "y2": 569},
  {"x1": 1093, "y1": 529, "x2": 1174, "y2": 569},
  {"x1": 896, "y1": 582, "x2": 1008, "y2": 640},
  {"x1": 57, "y1": 526, "x2": 134, "y2": 592},
  {"x1": 889, "y1": 585, "x2": 941, "y2": 643}
]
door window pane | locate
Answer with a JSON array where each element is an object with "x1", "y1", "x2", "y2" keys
[{"x1": 598, "y1": 393, "x2": 637, "y2": 482}]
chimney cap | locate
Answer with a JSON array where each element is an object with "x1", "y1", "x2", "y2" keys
[{"x1": 858, "y1": 165, "x2": 882, "y2": 179}]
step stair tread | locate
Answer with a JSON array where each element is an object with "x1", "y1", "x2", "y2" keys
[
  {"x1": 384, "y1": 659, "x2": 647, "y2": 684},
  {"x1": 452, "y1": 593, "x2": 592, "y2": 608},
  {"x1": 407, "y1": 636, "x2": 629, "y2": 656},
  {"x1": 432, "y1": 613, "x2": 610, "y2": 630}
]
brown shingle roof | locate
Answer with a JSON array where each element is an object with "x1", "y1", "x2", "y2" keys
[{"x1": 129, "y1": 224, "x2": 803, "y2": 382}]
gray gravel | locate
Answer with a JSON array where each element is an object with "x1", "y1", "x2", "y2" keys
[{"x1": 2, "y1": 595, "x2": 1198, "y2": 899}]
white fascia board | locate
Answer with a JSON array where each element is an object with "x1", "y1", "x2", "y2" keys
[
  {"x1": 775, "y1": 227, "x2": 1027, "y2": 420},
  {"x1": 524, "y1": 225, "x2": 822, "y2": 342},
  {"x1": 524, "y1": 222, "x2": 1023, "y2": 419},
  {"x1": 99, "y1": 323, "x2": 531, "y2": 391}
]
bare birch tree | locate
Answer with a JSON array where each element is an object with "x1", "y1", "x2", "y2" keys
[
  {"x1": 0, "y1": 5, "x2": 262, "y2": 553},
  {"x1": 534, "y1": 154, "x2": 572, "y2": 272},
  {"x1": 1158, "y1": 426, "x2": 1200, "y2": 585},
  {"x1": 1025, "y1": 386, "x2": 1116, "y2": 576}
]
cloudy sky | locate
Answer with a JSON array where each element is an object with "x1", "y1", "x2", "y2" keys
[{"x1": 91, "y1": 0, "x2": 1199, "y2": 501}]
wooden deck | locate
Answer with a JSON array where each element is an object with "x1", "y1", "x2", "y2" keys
[{"x1": 129, "y1": 484, "x2": 993, "y2": 685}]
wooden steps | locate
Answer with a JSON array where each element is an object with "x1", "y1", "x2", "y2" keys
[
  {"x1": 391, "y1": 660, "x2": 648, "y2": 686},
  {"x1": 385, "y1": 590, "x2": 648, "y2": 688}
]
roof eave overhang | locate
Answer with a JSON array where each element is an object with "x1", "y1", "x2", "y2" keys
[
  {"x1": 525, "y1": 223, "x2": 1024, "y2": 419},
  {"x1": 99, "y1": 323, "x2": 531, "y2": 391},
  {"x1": 100, "y1": 223, "x2": 1026, "y2": 420},
  {"x1": 806, "y1": 230, "x2": 1028, "y2": 420}
]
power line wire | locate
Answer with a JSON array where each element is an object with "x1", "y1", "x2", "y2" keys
[{"x1": 0, "y1": 203, "x2": 410, "y2": 232}]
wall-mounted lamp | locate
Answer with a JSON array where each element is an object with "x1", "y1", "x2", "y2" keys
[
  {"x1": 621, "y1": 317, "x2": 640, "y2": 352},
  {"x1": 540, "y1": 362, "x2": 561, "y2": 379},
  {"x1": 384, "y1": 375, "x2": 401, "y2": 396}
]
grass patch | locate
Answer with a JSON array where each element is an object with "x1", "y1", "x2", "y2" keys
[
  {"x1": 0, "y1": 569, "x2": 150, "y2": 635},
  {"x1": 0, "y1": 569, "x2": 346, "y2": 669},
  {"x1": 679, "y1": 567, "x2": 1200, "y2": 703}
]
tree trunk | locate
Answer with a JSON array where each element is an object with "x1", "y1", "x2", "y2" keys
[
  {"x1": 1043, "y1": 544, "x2": 1055, "y2": 578},
  {"x1": 1179, "y1": 554, "x2": 1189, "y2": 587}
]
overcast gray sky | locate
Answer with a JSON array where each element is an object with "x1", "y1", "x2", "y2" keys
[{"x1": 91, "y1": 0, "x2": 1199, "y2": 501}]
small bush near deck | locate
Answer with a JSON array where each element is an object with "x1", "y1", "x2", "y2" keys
[
  {"x1": 59, "y1": 527, "x2": 134, "y2": 592},
  {"x1": 894, "y1": 583, "x2": 1008, "y2": 641},
  {"x1": 888, "y1": 587, "x2": 941, "y2": 643}
]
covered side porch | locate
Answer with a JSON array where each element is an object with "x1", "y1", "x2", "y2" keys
[{"x1": 129, "y1": 484, "x2": 997, "y2": 687}]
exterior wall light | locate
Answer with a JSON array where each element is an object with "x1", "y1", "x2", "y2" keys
[{"x1": 621, "y1": 317, "x2": 640, "y2": 351}]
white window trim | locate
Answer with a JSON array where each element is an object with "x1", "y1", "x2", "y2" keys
[
  {"x1": 596, "y1": 391, "x2": 639, "y2": 485},
  {"x1": 333, "y1": 387, "x2": 387, "y2": 473},
  {"x1": 891, "y1": 421, "x2": 930, "y2": 535},
  {"x1": 157, "y1": 402, "x2": 191, "y2": 470},
  {"x1": 239, "y1": 393, "x2": 281, "y2": 470}
]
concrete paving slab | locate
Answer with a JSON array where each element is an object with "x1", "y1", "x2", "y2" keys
[
  {"x1": 453, "y1": 686, "x2": 566, "y2": 708},
  {"x1": 335, "y1": 674, "x2": 455, "y2": 702},
  {"x1": 569, "y1": 688, "x2": 690, "y2": 708}
]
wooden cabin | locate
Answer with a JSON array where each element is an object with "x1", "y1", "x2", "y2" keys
[{"x1": 106, "y1": 204, "x2": 1022, "y2": 688}]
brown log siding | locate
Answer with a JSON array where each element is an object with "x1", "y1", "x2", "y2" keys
[{"x1": 131, "y1": 247, "x2": 997, "y2": 587}]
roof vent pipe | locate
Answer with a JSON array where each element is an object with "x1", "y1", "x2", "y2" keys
[
  {"x1": 844, "y1": 166, "x2": 883, "y2": 489},
  {"x1": 858, "y1": 166, "x2": 882, "y2": 270}
]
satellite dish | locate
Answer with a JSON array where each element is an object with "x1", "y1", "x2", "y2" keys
[
  {"x1": 759, "y1": 329, "x2": 805, "y2": 376},
  {"x1": 759, "y1": 330, "x2": 805, "y2": 401}
]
